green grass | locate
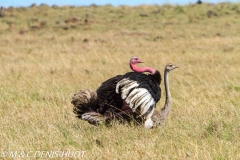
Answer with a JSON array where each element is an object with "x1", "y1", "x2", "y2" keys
[{"x1": 0, "y1": 3, "x2": 240, "y2": 159}]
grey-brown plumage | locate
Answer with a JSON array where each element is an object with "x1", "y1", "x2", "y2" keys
[
  {"x1": 72, "y1": 89, "x2": 98, "y2": 118},
  {"x1": 72, "y1": 89, "x2": 116, "y2": 125},
  {"x1": 150, "y1": 63, "x2": 178, "y2": 127}
]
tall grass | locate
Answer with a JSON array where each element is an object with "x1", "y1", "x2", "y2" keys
[{"x1": 0, "y1": 3, "x2": 240, "y2": 159}]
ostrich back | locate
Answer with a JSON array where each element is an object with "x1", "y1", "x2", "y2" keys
[
  {"x1": 97, "y1": 75, "x2": 124, "y2": 114},
  {"x1": 96, "y1": 71, "x2": 161, "y2": 115}
]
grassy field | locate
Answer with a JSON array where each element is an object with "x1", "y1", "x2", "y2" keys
[{"x1": 0, "y1": 3, "x2": 240, "y2": 159}]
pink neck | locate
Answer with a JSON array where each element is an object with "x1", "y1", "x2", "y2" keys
[{"x1": 130, "y1": 63, "x2": 156, "y2": 75}]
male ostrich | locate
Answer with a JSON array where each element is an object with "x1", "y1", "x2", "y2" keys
[{"x1": 72, "y1": 57, "x2": 161, "y2": 128}]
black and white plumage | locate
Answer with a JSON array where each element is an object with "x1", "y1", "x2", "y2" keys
[{"x1": 95, "y1": 57, "x2": 162, "y2": 128}]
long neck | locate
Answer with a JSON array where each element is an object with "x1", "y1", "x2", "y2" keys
[
  {"x1": 160, "y1": 69, "x2": 172, "y2": 119},
  {"x1": 130, "y1": 63, "x2": 156, "y2": 75}
]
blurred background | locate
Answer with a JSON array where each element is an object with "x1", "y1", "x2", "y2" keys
[{"x1": 1, "y1": 0, "x2": 240, "y2": 8}]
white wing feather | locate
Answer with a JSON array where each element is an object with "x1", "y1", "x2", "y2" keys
[{"x1": 116, "y1": 78, "x2": 156, "y2": 118}]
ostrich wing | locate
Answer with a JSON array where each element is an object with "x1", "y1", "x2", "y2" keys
[{"x1": 116, "y1": 72, "x2": 161, "y2": 119}]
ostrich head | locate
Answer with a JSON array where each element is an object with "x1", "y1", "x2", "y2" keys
[
  {"x1": 165, "y1": 63, "x2": 178, "y2": 72},
  {"x1": 130, "y1": 56, "x2": 143, "y2": 65}
]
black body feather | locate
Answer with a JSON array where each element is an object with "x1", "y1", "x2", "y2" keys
[
  {"x1": 96, "y1": 75, "x2": 123, "y2": 113},
  {"x1": 96, "y1": 71, "x2": 161, "y2": 115}
]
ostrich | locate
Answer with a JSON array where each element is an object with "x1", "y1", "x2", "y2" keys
[{"x1": 148, "y1": 63, "x2": 178, "y2": 127}]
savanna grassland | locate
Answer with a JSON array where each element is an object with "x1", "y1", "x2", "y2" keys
[{"x1": 0, "y1": 3, "x2": 240, "y2": 159}]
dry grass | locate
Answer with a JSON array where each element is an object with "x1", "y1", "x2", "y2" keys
[{"x1": 0, "y1": 3, "x2": 240, "y2": 159}]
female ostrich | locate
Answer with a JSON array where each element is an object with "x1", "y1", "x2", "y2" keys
[{"x1": 149, "y1": 63, "x2": 178, "y2": 127}]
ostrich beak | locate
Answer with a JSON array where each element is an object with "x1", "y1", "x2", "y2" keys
[{"x1": 172, "y1": 65, "x2": 179, "y2": 70}]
